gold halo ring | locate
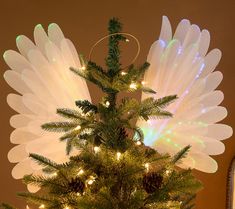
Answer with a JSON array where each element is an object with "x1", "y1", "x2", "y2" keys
[{"x1": 89, "y1": 32, "x2": 140, "y2": 69}]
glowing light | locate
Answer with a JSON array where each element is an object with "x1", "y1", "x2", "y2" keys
[
  {"x1": 166, "y1": 129, "x2": 172, "y2": 134},
  {"x1": 121, "y1": 72, "x2": 127, "y2": 75},
  {"x1": 74, "y1": 125, "x2": 81, "y2": 130},
  {"x1": 147, "y1": 120, "x2": 153, "y2": 125},
  {"x1": 87, "y1": 179, "x2": 95, "y2": 185},
  {"x1": 80, "y1": 66, "x2": 86, "y2": 70},
  {"x1": 94, "y1": 146, "x2": 100, "y2": 154},
  {"x1": 165, "y1": 170, "x2": 170, "y2": 175},
  {"x1": 129, "y1": 82, "x2": 137, "y2": 90},
  {"x1": 125, "y1": 38, "x2": 130, "y2": 42},
  {"x1": 201, "y1": 108, "x2": 206, "y2": 113},
  {"x1": 177, "y1": 47, "x2": 183, "y2": 54},
  {"x1": 64, "y1": 206, "x2": 69, "y2": 209},
  {"x1": 116, "y1": 152, "x2": 121, "y2": 160},
  {"x1": 166, "y1": 138, "x2": 171, "y2": 142},
  {"x1": 77, "y1": 169, "x2": 84, "y2": 176},
  {"x1": 76, "y1": 192, "x2": 81, "y2": 196},
  {"x1": 136, "y1": 141, "x2": 141, "y2": 145},
  {"x1": 141, "y1": 81, "x2": 147, "y2": 85},
  {"x1": 39, "y1": 204, "x2": 45, "y2": 209},
  {"x1": 159, "y1": 39, "x2": 166, "y2": 47},
  {"x1": 52, "y1": 172, "x2": 57, "y2": 177},
  {"x1": 36, "y1": 24, "x2": 42, "y2": 28},
  {"x1": 26, "y1": 205, "x2": 30, "y2": 209},
  {"x1": 87, "y1": 176, "x2": 95, "y2": 185},
  {"x1": 144, "y1": 163, "x2": 149, "y2": 172},
  {"x1": 48, "y1": 23, "x2": 56, "y2": 29},
  {"x1": 105, "y1": 101, "x2": 110, "y2": 107},
  {"x1": 16, "y1": 35, "x2": 22, "y2": 42}
]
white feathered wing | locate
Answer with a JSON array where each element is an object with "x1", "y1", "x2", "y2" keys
[
  {"x1": 3, "y1": 23, "x2": 91, "y2": 192},
  {"x1": 138, "y1": 16, "x2": 232, "y2": 173}
]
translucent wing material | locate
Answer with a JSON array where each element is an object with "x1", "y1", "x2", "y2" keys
[
  {"x1": 138, "y1": 16, "x2": 232, "y2": 173},
  {"x1": 4, "y1": 23, "x2": 91, "y2": 191}
]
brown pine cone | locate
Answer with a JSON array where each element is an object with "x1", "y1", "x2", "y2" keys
[{"x1": 143, "y1": 172, "x2": 163, "y2": 193}]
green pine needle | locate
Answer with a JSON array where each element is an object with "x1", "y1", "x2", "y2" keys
[{"x1": 172, "y1": 145, "x2": 191, "y2": 164}]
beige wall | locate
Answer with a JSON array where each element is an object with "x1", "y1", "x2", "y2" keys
[{"x1": 0, "y1": 0, "x2": 235, "y2": 208}]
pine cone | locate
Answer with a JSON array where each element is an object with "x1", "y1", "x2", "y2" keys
[
  {"x1": 118, "y1": 127, "x2": 128, "y2": 141},
  {"x1": 143, "y1": 172, "x2": 163, "y2": 193},
  {"x1": 67, "y1": 177, "x2": 85, "y2": 193}
]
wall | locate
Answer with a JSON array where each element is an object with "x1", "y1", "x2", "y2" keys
[{"x1": 0, "y1": 0, "x2": 235, "y2": 208}]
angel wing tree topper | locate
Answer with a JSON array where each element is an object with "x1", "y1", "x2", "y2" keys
[{"x1": 1, "y1": 17, "x2": 232, "y2": 209}]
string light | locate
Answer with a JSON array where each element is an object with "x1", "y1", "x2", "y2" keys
[
  {"x1": 165, "y1": 170, "x2": 170, "y2": 176},
  {"x1": 80, "y1": 66, "x2": 86, "y2": 70},
  {"x1": 125, "y1": 38, "x2": 130, "y2": 42},
  {"x1": 144, "y1": 163, "x2": 149, "y2": 172},
  {"x1": 105, "y1": 101, "x2": 110, "y2": 107},
  {"x1": 129, "y1": 82, "x2": 137, "y2": 90},
  {"x1": 87, "y1": 176, "x2": 95, "y2": 185},
  {"x1": 74, "y1": 125, "x2": 81, "y2": 130},
  {"x1": 26, "y1": 205, "x2": 30, "y2": 209},
  {"x1": 39, "y1": 204, "x2": 45, "y2": 209},
  {"x1": 77, "y1": 169, "x2": 84, "y2": 176},
  {"x1": 94, "y1": 146, "x2": 100, "y2": 154},
  {"x1": 116, "y1": 152, "x2": 121, "y2": 160},
  {"x1": 52, "y1": 172, "x2": 57, "y2": 177},
  {"x1": 141, "y1": 81, "x2": 147, "y2": 85},
  {"x1": 136, "y1": 141, "x2": 141, "y2": 145},
  {"x1": 87, "y1": 179, "x2": 95, "y2": 185},
  {"x1": 76, "y1": 192, "x2": 81, "y2": 196},
  {"x1": 64, "y1": 206, "x2": 69, "y2": 209},
  {"x1": 121, "y1": 72, "x2": 127, "y2": 75}
]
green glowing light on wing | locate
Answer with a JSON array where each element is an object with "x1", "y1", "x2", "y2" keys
[
  {"x1": 16, "y1": 35, "x2": 22, "y2": 42},
  {"x1": 3, "y1": 51, "x2": 7, "y2": 59},
  {"x1": 36, "y1": 24, "x2": 43, "y2": 28},
  {"x1": 49, "y1": 23, "x2": 56, "y2": 29}
]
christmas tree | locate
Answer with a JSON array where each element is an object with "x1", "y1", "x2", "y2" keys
[{"x1": 2, "y1": 18, "x2": 203, "y2": 209}]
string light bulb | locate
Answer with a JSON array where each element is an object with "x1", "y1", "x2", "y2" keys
[
  {"x1": 87, "y1": 176, "x2": 95, "y2": 185},
  {"x1": 87, "y1": 179, "x2": 95, "y2": 185},
  {"x1": 136, "y1": 141, "x2": 141, "y2": 145},
  {"x1": 141, "y1": 81, "x2": 147, "y2": 85},
  {"x1": 129, "y1": 82, "x2": 137, "y2": 90},
  {"x1": 125, "y1": 38, "x2": 130, "y2": 42},
  {"x1": 39, "y1": 204, "x2": 45, "y2": 209},
  {"x1": 121, "y1": 72, "x2": 127, "y2": 75},
  {"x1": 80, "y1": 66, "x2": 86, "y2": 70},
  {"x1": 116, "y1": 152, "x2": 121, "y2": 160},
  {"x1": 144, "y1": 163, "x2": 149, "y2": 172},
  {"x1": 77, "y1": 169, "x2": 84, "y2": 176},
  {"x1": 94, "y1": 146, "x2": 100, "y2": 154},
  {"x1": 74, "y1": 125, "x2": 81, "y2": 130},
  {"x1": 64, "y1": 206, "x2": 69, "y2": 209},
  {"x1": 52, "y1": 172, "x2": 57, "y2": 177},
  {"x1": 26, "y1": 205, "x2": 30, "y2": 209},
  {"x1": 105, "y1": 101, "x2": 110, "y2": 107}
]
